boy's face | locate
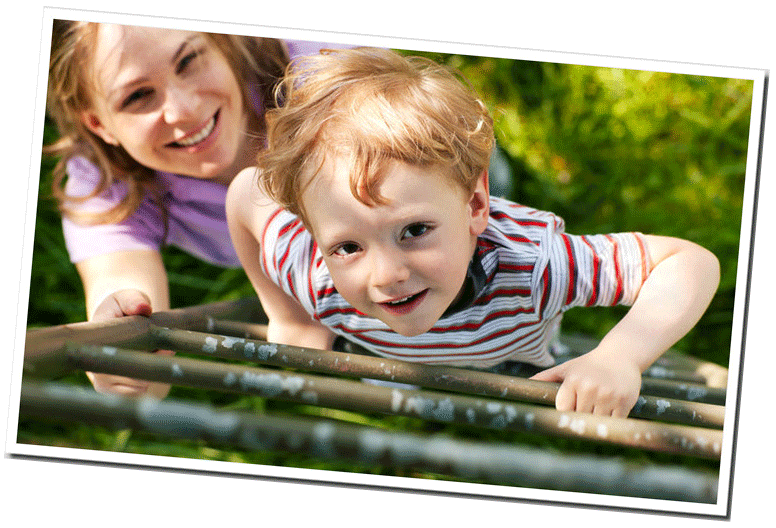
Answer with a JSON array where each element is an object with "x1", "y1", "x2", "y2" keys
[{"x1": 302, "y1": 157, "x2": 490, "y2": 337}]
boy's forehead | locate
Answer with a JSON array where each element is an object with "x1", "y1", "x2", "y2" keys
[{"x1": 301, "y1": 153, "x2": 464, "y2": 207}]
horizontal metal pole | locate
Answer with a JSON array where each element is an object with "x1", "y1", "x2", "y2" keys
[
  {"x1": 557, "y1": 334, "x2": 729, "y2": 388},
  {"x1": 202, "y1": 319, "x2": 728, "y2": 405},
  {"x1": 152, "y1": 327, "x2": 725, "y2": 429},
  {"x1": 67, "y1": 344, "x2": 724, "y2": 459},
  {"x1": 23, "y1": 298, "x2": 265, "y2": 379},
  {"x1": 638, "y1": 378, "x2": 726, "y2": 406},
  {"x1": 18, "y1": 381, "x2": 718, "y2": 503}
]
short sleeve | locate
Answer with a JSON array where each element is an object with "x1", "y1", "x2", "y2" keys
[
  {"x1": 61, "y1": 156, "x2": 164, "y2": 263},
  {"x1": 259, "y1": 207, "x2": 319, "y2": 316},
  {"x1": 545, "y1": 229, "x2": 652, "y2": 314}
]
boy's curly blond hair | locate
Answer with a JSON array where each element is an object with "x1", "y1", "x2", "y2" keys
[{"x1": 257, "y1": 47, "x2": 495, "y2": 223}]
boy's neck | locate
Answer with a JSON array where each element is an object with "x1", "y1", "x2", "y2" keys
[{"x1": 442, "y1": 245, "x2": 487, "y2": 318}]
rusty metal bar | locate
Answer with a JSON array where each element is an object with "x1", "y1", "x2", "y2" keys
[
  {"x1": 66, "y1": 344, "x2": 724, "y2": 459},
  {"x1": 18, "y1": 381, "x2": 719, "y2": 503},
  {"x1": 200, "y1": 318, "x2": 728, "y2": 405},
  {"x1": 151, "y1": 327, "x2": 725, "y2": 429},
  {"x1": 206, "y1": 319, "x2": 728, "y2": 386},
  {"x1": 557, "y1": 334, "x2": 729, "y2": 388},
  {"x1": 23, "y1": 298, "x2": 264, "y2": 379},
  {"x1": 637, "y1": 379, "x2": 726, "y2": 406}
]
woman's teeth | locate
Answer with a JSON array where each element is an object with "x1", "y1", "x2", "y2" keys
[{"x1": 174, "y1": 115, "x2": 216, "y2": 147}]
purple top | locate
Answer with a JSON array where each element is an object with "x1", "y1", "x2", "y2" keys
[{"x1": 62, "y1": 39, "x2": 348, "y2": 268}]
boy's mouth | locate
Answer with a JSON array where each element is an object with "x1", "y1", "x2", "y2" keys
[
  {"x1": 378, "y1": 289, "x2": 429, "y2": 315},
  {"x1": 167, "y1": 110, "x2": 219, "y2": 148}
]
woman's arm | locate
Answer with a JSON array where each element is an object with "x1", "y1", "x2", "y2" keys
[
  {"x1": 532, "y1": 235, "x2": 720, "y2": 417},
  {"x1": 226, "y1": 168, "x2": 336, "y2": 351},
  {"x1": 75, "y1": 249, "x2": 174, "y2": 398}
]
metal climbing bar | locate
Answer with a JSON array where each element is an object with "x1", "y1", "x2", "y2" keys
[
  {"x1": 19, "y1": 380, "x2": 719, "y2": 503},
  {"x1": 65, "y1": 343, "x2": 723, "y2": 458},
  {"x1": 151, "y1": 327, "x2": 725, "y2": 429},
  {"x1": 19, "y1": 297, "x2": 727, "y2": 503}
]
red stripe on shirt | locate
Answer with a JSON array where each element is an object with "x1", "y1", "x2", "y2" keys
[
  {"x1": 581, "y1": 235, "x2": 600, "y2": 307},
  {"x1": 277, "y1": 223, "x2": 306, "y2": 271},
  {"x1": 635, "y1": 234, "x2": 649, "y2": 284},
  {"x1": 562, "y1": 234, "x2": 576, "y2": 306},
  {"x1": 605, "y1": 234, "x2": 623, "y2": 305},
  {"x1": 260, "y1": 207, "x2": 285, "y2": 277}
]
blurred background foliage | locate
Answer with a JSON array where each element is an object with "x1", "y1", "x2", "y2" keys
[{"x1": 21, "y1": 49, "x2": 753, "y2": 473}]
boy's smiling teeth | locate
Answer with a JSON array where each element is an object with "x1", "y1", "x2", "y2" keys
[
  {"x1": 384, "y1": 290, "x2": 424, "y2": 305},
  {"x1": 171, "y1": 113, "x2": 217, "y2": 147},
  {"x1": 387, "y1": 294, "x2": 415, "y2": 305}
]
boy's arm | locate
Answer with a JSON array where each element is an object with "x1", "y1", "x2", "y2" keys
[
  {"x1": 531, "y1": 235, "x2": 720, "y2": 417},
  {"x1": 226, "y1": 168, "x2": 337, "y2": 351}
]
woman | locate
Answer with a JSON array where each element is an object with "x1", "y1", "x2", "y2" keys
[{"x1": 45, "y1": 20, "x2": 344, "y2": 397}]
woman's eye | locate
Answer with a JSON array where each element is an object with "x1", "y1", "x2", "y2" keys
[
  {"x1": 402, "y1": 223, "x2": 432, "y2": 240},
  {"x1": 176, "y1": 49, "x2": 202, "y2": 74},
  {"x1": 332, "y1": 242, "x2": 361, "y2": 257},
  {"x1": 121, "y1": 88, "x2": 153, "y2": 109}
]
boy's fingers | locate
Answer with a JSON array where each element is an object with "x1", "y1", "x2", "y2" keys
[
  {"x1": 529, "y1": 365, "x2": 565, "y2": 383},
  {"x1": 554, "y1": 380, "x2": 576, "y2": 412}
]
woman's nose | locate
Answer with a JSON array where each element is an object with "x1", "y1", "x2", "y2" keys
[{"x1": 162, "y1": 84, "x2": 200, "y2": 124}]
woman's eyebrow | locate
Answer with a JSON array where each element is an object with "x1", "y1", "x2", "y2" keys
[
  {"x1": 106, "y1": 35, "x2": 202, "y2": 102},
  {"x1": 171, "y1": 35, "x2": 201, "y2": 64}
]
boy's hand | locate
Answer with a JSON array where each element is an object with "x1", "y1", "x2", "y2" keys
[
  {"x1": 85, "y1": 289, "x2": 173, "y2": 399},
  {"x1": 530, "y1": 350, "x2": 641, "y2": 417}
]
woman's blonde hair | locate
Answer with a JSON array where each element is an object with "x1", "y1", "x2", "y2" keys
[
  {"x1": 258, "y1": 47, "x2": 494, "y2": 223},
  {"x1": 45, "y1": 20, "x2": 289, "y2": 225}
]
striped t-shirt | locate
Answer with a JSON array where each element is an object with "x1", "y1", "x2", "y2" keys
[{"x1": 260, "y1": 196, "x2": 651, "y2": 368}]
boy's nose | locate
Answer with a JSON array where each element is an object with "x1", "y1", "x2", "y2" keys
[{"x1": 370, "y1": 248, "x2": 410, "y2": 289}]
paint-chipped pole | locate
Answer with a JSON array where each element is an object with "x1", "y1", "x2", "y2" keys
[
  {"x1": 206, "y1": 319, "x2": 729, "y2": 389},
  {"x1": 19, "y1": 381, "x2": 719, "y2": 503},
  {"x1": 152, "y1": 327, "x2": 725, "y2": 429},
  {"x1": 67, "y1": 344, "x2": 723, "y2": 460},
  {"x1": 198, "y1": 322, "x2": 727, "y2": 406}
]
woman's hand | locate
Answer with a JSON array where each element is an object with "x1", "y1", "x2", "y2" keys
[
  {"x1": 76, "y1": 249, "x2": 173, "y2": 399},
  {"x1": 85, "y1": 289, "x2": 174, "y2": 399}
]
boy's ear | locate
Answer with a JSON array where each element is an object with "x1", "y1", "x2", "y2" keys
[
  {"x1": 80, "y1": 111, "x2": 120, "y2": 146},
  {"x1": 468, "y1": 169, "x2": 490, "y2": 236}
]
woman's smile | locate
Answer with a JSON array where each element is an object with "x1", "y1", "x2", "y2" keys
[{"x1": 167, "y1": 110, "x2": 219, "y2": 148}]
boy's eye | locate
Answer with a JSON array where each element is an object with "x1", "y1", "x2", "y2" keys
[
  {"x1": 331, "y1": 242, "x2": 362, "y2": 256},
  {"x1": 401, "y1": 223, "x2": 433, "y2": 240}
]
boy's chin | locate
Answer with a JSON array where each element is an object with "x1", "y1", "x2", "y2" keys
[{"x1": 379, "y1": 317, "x2": 436, "y2": 338}]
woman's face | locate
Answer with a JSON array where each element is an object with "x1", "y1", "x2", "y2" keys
[{"x1": 81, "y1": 24, "x2": 248, "y2": 183}]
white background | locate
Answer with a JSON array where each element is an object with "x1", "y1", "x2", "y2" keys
[{"x1": 2, "y1": 1, "x2": 772, "y2": 525}]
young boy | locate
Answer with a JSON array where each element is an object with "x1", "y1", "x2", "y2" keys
[{"x1": 226, "y1": 47, "x2": 720, "y2": 417}]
